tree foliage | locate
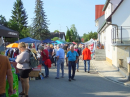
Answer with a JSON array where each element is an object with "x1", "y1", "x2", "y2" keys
[
  {"x1": 11, "y1": 0, "x2": 28, "y2": 31},
  {"x1": 5, "y1": 20, "x2": 30, "y2": 42},
  {"x1": 0, "y1": 0, "x2": 30, "y2": 42},
  {"x1": 65, "y1": 24, "x2": 81, "y2": 42},
  {"x1": 54, "y1": 30, "x2": 59, "y2": 33},
  {"x1": 65, "y1": 28, "x2": 71, "y2": 42},
  {"x1": 9, "y1": 0, "x2": 29, "y2": 40},
  {"x1": 31, "y1": 0, "x2": 50, "y2": 40},
  {"x1": 0, "y1": 15, "x2": 7, "y2": 26},
  {"x1": 51, "y1": 37, "x2": 59, "y2": 41},
  {"x1": 82, "y1": 31, "x2": 98, "y2": 42}
]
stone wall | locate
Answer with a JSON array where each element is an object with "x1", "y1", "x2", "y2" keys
[{"x1": 112, "y1": 46, "x2": 130, "y2": 72}]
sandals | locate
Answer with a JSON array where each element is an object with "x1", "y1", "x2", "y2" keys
[{"x1": 19, "y1": 92, "x2": 25, "y2": 95}]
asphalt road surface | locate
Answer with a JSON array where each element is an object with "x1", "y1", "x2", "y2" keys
[{"x1": 19, "y1": 60, "x2": 130, "y2": 97}]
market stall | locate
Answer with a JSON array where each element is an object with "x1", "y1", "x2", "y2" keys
[
  {"x1": 42, "y1": 39, "x2": 56, "y2": 43},
  {"x1": 0, "y1": 24, "x2": 19, "y2": 38},
  {"x1": 15, "y1": 37, "x2": 41, "y2": 50},
  {"x1": 84, "y1": 38, "x2": 96, "y2": 59}
]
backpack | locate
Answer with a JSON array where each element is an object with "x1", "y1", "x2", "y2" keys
[{"x1": 27, "y1": 50, "x2": 39, "y2": 68}]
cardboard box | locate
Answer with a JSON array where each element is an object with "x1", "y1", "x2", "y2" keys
[
  {"x1": 29, "y1": 77, "x2": 36, "y2": 80},
  {"x1": 29, "y1": 71, "x2": 40, "y2": 77}
]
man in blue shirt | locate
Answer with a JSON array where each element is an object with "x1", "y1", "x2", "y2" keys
[
  {"x1": 55, "y1": 44, "x2": 65, "y2": 79},
  {"x1": 67, "y1": 45, "x2": 79, "y2": 81}
]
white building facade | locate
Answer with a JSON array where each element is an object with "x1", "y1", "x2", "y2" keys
[{"x1": 97, "y1": 0, "x2": 130, "y2": 78}]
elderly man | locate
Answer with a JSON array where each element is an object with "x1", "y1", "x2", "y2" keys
[
  {"x1": 55, "y1": 45, "x2": 65, "y2": 79},
  {"x1": 66, "y1": 45, "x2": 79, "y2": 81},
  {"x1": 82, "y1": 45, "x2": 91, "y2": 73}
]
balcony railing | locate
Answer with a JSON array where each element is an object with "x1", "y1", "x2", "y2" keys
[{"x1": 111, "y1": 26, "x2": 130, "y2": 44}]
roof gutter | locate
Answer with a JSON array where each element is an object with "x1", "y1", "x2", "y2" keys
[
  {"x1": 99, "y1": 22, "x2": 118, "y2": 35},
  {"x1": 102, "y1": 0, "x2": 110, "y2": 11}
]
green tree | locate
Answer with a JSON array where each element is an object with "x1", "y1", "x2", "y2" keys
[
  {"x1": 5, "y1": 20, "x2": 30, "y2": 42},
  {"x1": 31, "y1": 0, "x2": 50, "y2": 40},
  {"x1": 51, "y1": 37, "x2": 59, "y2": 41},
  {"x1": 70, "y1": 24, "x2": 80, "y2": 42},
  {"x1": 11, "y1": 0, "x2": 28, "y2": 31},
  {"x1": 54, "y1": 30, "x2": 59, "y2": 33},
  {"x1": 66, "y1": 24, "x2": 81, "y2": 42},
  {"x1": 65, "y1": 28, "x2": 71, "y2": 42},
  {"x1": 0, "y1": 15, "x2": 7, "y2": 26},
  {"x1": 5, "y1": 20, "x2": 19, "y2": 42},
  {"x1": 82, "y1": 31, "x2": 98, "y2": 42}
]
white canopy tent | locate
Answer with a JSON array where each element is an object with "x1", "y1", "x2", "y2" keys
[
  {"x1": 84, "y1": 38, "x2": 97, "y2": 51},
  {"x1": 84, "y1": 38, "x2": 95, "y2": 45}
]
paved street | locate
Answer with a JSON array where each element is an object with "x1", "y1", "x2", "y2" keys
[{"x1": 19, "y1": 60, "x2": 130, "y2": 97}]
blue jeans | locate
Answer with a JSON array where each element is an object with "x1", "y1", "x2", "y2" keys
[
  {"x1": 76, "y1": 59, "x2": 79, "y2": 70},
  {"x1": 68, "y1": 61, "x2": 76, "y2": 79},
  {"x1": 56, "y1": 58, "x2": 64, "y2": 78},
  {"x1": 54, "y1": 57, "x2": 57, "y2": 66},
  {"x1": 0, "y1": 93, "x2": 6, "y2": 97},
  {"x1": 84, "y1": 60, "x2": 90, "y2": 72},
  {"x1": 42, "y1": 61, "x2": 49, "y2": 77}
]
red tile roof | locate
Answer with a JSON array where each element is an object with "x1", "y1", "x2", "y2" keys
[{"x1": 95, "y1": 5, "x2": 105, "y2": 20}]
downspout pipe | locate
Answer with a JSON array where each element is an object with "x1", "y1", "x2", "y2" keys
[{"x1": 99, "y1": 22, "x2": 118, "y2": 45}]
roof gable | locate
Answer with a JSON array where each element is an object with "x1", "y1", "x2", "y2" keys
[
  {"x1": 106, "y1": 0, "x2": 124, "y2": 22},
  {"x1": 102, "y1": 0, "x2": 110, "y2": 11},
  {"x1": 48, "y1": 32, "x2": 65, "y2": 40},
  {"x1": 95, "y1": 5, "x2": 105, "y2": 20}
]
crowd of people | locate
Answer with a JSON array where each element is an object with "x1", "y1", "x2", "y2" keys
[{"x1": 0, "y1": 42, "x2": 94, "y2": 97}]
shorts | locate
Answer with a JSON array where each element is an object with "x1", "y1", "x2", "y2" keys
[
  {"x1": 18, "y1": 69, "x2": 32, "y2": 78},
  {"x1": 0, "y1": 93, "x2": 6, "y2": 97}
]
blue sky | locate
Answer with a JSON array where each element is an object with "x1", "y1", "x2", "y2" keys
[{"x1": 0, "y1": 0, "x2": 106, "y2": 36}]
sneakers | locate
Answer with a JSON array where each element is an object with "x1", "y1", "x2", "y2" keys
[
  {"x1": 77, "y1": 69, "x2": 79, "y2": 72},
  {"x1": 68, "y1": 78, "x2": 76, "y2": 81},
  {"x1": 68, "y1": 79, "x2": 71, "y2": 81},
  {"x1": 71, "y1": 78, "x2": 76, "y2": 81},
  {"x1": 44, "y1": 76, "x2": 49, "y2": 78},
  {"x1": 55, "y1": 77, "x2": 59, "y2": 79}
]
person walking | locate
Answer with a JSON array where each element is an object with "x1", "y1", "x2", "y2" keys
[
  {"x1": 53, "y1": 45, "x2": 57, "y2": 67},
  {"x1": 82, "y1": 45, "x2": 91, "y2": 73},
  {"x1": 66, "y1": 45, "x2": 79, "y2": 81},
  {"x1": 55, "y1": 45, "x2": 65, "y2": 79},
  {"x1": 39, "y1": 46, "x2": 49, "y2": 78},
  {"x1": 16, "y1": 42, "x2": 32, "y2": 97},
  {"x1": 0, "y1": 55, "x2": 13, "y2": 97},
  {"x1": 65, "y1": 46, "x2": 70, "y2": 67},
  {"x1": 74, "y1": 45, "x2": 80, "y2": 72}
]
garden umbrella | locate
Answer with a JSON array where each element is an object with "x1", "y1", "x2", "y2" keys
[
  {"x1": 6, "y1": 43, "x2": 19, "y2": 48},
  {"x1": 72, "y1": 42, "x2": 77, "y2": 44}
]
